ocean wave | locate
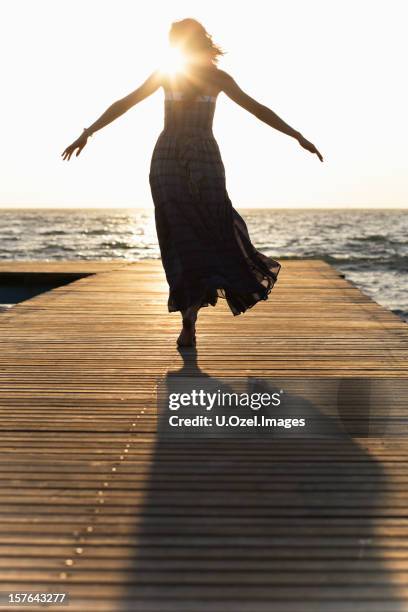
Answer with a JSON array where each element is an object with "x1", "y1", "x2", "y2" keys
[
  {"x1": 39, "y1": 244, "x2": 78, "y2": 252},
  {"x1": 100, "y1": 241, "x2": 134, "y2": 249},
  {"x1": 0, "y1": 235, "x2": 20, "y2": 242},
  {"x1": 82, "y1": 229, "x2": 111, "y2": 236},
  {"x1": 352, "y1": 234, "x2": 389, "y2": 242},
  {"x1": 323, "y1": 254, "x2": 408, "y2": 271}
]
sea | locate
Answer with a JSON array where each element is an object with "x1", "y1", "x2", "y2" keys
[{"x1": 0, "y1": 208, "x2": 407, "y2": 321}]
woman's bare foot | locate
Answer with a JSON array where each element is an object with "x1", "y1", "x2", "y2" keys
[
  {"x1": 177, "y1": 318, "x2": 196, "y2": 347},
  {"x1": 177, "y1": 306, "x2": 198, "y2": 347}
]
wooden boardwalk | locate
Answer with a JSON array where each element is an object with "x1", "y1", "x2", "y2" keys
[{"x1": 0, "y1": 259, "x2": 407, "y2": 611}]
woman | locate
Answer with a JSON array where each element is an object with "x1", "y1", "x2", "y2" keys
[{"x1": 62, "y1": 18, "x2": 323, "y2": 347}]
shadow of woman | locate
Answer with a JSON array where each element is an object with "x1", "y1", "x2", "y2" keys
[{"x1": 124, "y1": 348, "x2": 402, "y2": 612}]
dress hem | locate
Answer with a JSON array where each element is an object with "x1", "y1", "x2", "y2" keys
[{"x1": 167, "y1": 262, "x2": 281, "y2": 317}]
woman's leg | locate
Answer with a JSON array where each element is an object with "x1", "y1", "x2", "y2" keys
[{"x1": 177, "y1": 302, "x2": 200, "y2": 347}]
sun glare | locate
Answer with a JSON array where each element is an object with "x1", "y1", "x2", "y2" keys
[{"x1": 160, "y1": 46, "x2": 187, "y2": 76}]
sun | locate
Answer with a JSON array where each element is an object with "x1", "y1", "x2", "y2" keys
[{"x1": 159, "y1": 46, "x2": 188, "y2": 76}]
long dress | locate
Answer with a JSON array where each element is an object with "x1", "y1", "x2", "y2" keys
[{"x1": 149, "y1": 88, "x2": 281, "y2": 316}]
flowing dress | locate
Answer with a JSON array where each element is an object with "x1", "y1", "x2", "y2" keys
[{"x1": 149, "y1": 88, "x2": 281, "y2": 316}]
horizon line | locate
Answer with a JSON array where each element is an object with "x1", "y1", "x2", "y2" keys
[{"x1": 0, "y1": 205, "x2": 407, "y2": 211}]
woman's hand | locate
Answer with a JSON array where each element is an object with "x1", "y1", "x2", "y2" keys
[
  {"x1": 61, "y1": 132, "x2": 89, "y2": 161},
  {"x1": 297, "y1": 134, "x2": 323, "y2": 162}
]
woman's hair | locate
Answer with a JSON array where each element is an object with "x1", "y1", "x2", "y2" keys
[{"x1": 169, "y1": 18, "x2": 224, "y2": 66}]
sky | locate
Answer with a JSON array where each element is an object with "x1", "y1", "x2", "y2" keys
[{"x1": 0, "y1": 0, "x2": 407, "y2": 209}]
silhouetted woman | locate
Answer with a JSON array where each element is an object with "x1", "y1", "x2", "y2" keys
[{"x1": 62, "y1": 18, "x2": 323, "y2": 347}]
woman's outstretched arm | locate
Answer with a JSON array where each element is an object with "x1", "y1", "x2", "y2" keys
[
  {"x1": 220, "y1": 71, "x2": 323, "y2": 162},
  {"x1": 62, "y1": 70, "x2": 162, "y2": 161}
]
